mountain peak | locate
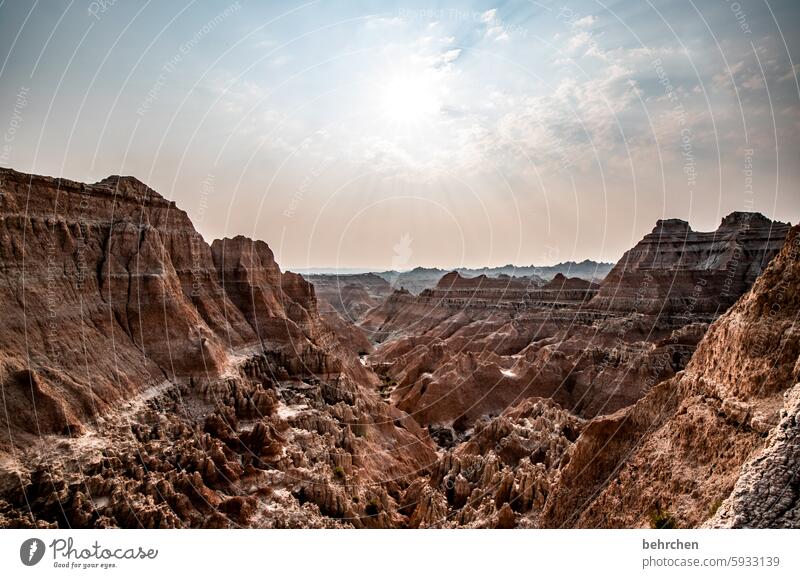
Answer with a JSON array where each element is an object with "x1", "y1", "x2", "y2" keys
[{"x1": 94, "y1": 175, "x2": 164, "y2": 199}]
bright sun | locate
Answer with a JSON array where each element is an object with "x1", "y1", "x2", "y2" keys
[{"x1": 378, "y1": 70, "x2": 443, "y2": 126}]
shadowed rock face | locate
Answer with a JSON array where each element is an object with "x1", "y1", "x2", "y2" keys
[
  {"x1": 0, "y1": 168, "x2": 436, "y2": 528},
  {"x1": 362, "y1": 213, "x2": 790, "y2": 430},
  {"x1": 590, "y1": 212, "x2": 790, "y2": 314},
  {"x1": 540, "y1": 225, "x2": 800, "y2": 529},
  {"x1": 0, "y1": 167, "x2": 796, "y2": 529}
]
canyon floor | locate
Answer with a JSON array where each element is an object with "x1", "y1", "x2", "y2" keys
[{"x1": 0, "y1": 167, "x2": 797, "y2": 528}]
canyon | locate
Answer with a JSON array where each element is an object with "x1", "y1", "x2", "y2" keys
[{"x1": 0, "y1": 167, "x2": 796, "y2": 528}]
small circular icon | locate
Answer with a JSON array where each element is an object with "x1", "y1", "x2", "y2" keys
[{"x1": 20, "y1": 538, "x2": 46, "y2": 566}]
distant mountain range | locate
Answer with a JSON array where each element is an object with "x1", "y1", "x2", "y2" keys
[{"x1": 369, "y1": 260, "x2": 614, "y2": 294}]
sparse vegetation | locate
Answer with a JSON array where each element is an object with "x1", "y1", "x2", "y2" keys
[
  {"x1": 365, "y1": 498, "x2": 381, "y2": 517},
  {"x1": 649, "y1": 506, "x2": 678, "y2": 529},
  {"x1": 708, "y1": 498, "x2": 724, "y2": 517}
]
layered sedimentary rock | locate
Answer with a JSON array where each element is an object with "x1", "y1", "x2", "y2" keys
[
  {"x1": 306, "y1": 273, "x2": 392, "y2": 321},
  {"x1": 541, "y1": 225, "x2": 800, "y2": 528},
  {"x1": 304, "y1": 273, "x2": 390, "y2": 354},
  {"x1": 0, "y1": 169, "x2": 233, "y2": 439},
  {"x1": 0, "y1": 168, "x2": 436, "y2": 528},
  {"x1": 0, "y1": 166, "x2": 795, "y2": 529},
  {"x1": 591, "y1": 212, "x2": 790, "y2": 314},
  {"x1": 362, "y1": 213, "x2": 789, "y2": 433},
  {"x1": 373, "y1": 261, "x2": 612, "y2": 295}
]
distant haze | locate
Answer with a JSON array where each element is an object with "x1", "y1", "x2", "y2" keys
[{"x1": 1, "y1": 1, "x2": 798, "y2": 269}]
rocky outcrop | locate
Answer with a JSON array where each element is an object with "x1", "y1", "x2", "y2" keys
[
  {"x1": 304, "y1": 273, "x2": 388, "y2": 354},
  {"x1": 372, "y1": 261, "x2": 613, "y2": 295},
  {"x1": 0, "y1": 166, "x2": 794, "y2": 529},
  {"x1": 541, "y1": 273, "x2": 599, "y2": 292},
  {"x1": 541, "y1": 224, "x2": 800, "y2": 528},
  {"x1": 0, "y1": 168, "x2": 239, "y2": 443},
  {"x1": 591, "y1": 212, "x2": 790, "y2": 314},
  {"x1": 363, "y1": 212, "x2": 788, "y2": 433},
  {"x1": 704, "y1": 383, "x2": 800, "y2": 528},
  {"x1": 0, "y1": 356, "x2": 436, "y2": 528},
  {"x1": 306, "y1": 273, "x2": 392, "y2": 321},
  {"x1": 399, "y1": 398, "x2": 583, "y2": 528},
  {"x1": 0, "y1": 168, "x2": 437, "y2": 528},
  {"x1": 0, "y1": 166, "x2": 381, "y2": 449},
  {"x1": 436, "y1": 271, "x2": 530, "y2": 291}
]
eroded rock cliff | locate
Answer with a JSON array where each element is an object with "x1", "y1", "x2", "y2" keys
[
  {"x1": 541, "y1": 225, "x2": 800, "y2": 528},
  {"x1": 0, "y1": 168, "x2": 436, "y2": 528}
]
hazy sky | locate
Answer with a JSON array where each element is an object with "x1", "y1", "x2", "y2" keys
[{"x1": 1, "y1": 0, "x2": 798, "y2": 270}]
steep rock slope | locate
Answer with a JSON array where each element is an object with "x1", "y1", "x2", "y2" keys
[
  {"x1": 0, "y1": 169, "x2": 243, "y2": 438},
  {"x1": 591, "y1": 213, "x2": 790, "y2": 314},
  {"x1": 364, "y1": 213, "x2": 788, "y2": 431},
  {"x1": 704, "y1": 383, "x2": 800, "y2": 528},
  {"x1": 542, "y1": 225, "x2": 800, "y2": 528},
  {"x1": 0, "y1": 168, "x2": 436, "y2": 528}
]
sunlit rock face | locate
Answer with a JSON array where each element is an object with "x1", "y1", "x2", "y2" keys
[
  {"x1": 541, "y1": 225, "x2": 800, "y2": 529},
  {"x1": 0, "y1": 167, "x2": 795, "y2": 529},
  {"x1": 0, "y1": 168, "x2": 436, "y2": 528},
  {"x1": 363, "y1": 213, "x2": 790, "y2": 429},
  {"x1": 590, "y1": 212, "x2": 790, "y2": 314}
]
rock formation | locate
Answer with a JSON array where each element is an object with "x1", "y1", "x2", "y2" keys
[
  {"x1": 306, "y1": 273, "x2": 392, "y2": 321},
  {"x1": 0, "y1": 167, "x2": 795, "y2": 529},
  {"x1": 591, "y1": 212, "x2": 790, "y2": 314},
  {"x1": 0, "y1": 167, "x2": 435, "y2": 528},
  {"x1": 361, "y1": 214, "x2": 788, "y2": 431},
  {"x1": 541, "y1": 224, "x2": 800, "y2": 528},
  {"x1": 373, "y1": 261, "x2": 612, "y2": 295},
  {"x1": 703, "y1": 383, "x2": 800, "y2": 528}
]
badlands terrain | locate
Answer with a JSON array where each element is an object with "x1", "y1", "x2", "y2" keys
[{"x1": 0, "y1": 167, "x2": 797, "y2": 528}]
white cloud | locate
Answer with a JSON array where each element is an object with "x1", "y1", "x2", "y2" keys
[
  {"x1": 567, "y1": 31, "x2": 592, "y2": 53},
  {"x1": 573, "y1": 15, "x2": 596, "y2": 29},
  {"x1": 486, "y1": 25, "x2": 510, "y2": 42},
  {"x1": 364, "y1": 15, "x2": 404, "y2": 30},
  {"x1": 442, "y1": 49, "x2": 461, "y2": 64}
]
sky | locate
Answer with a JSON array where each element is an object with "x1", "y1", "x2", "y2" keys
[{"x1": 1, "y1": 0, "x2": 798, "y2": 270}]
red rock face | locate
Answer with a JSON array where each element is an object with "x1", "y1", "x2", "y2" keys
[
  {"x1": 0, "y1": 166, "x2": 795, "y2": 529},
  {"x1": 591, "y1": 213, "x2": 790, "y2": 314},
  {"x1": 0, "y1": 167, "x2": 376, "y2": 443},
  {"x1": 0, "y1": 169, "x2": 237, "y2": 438},
  {"x1": 541, "y1": 225, "x2": 800, "y2": 528},
  {"x1": 361, "y1": 213, "x2": 789, "y2": 432},
  {"x1": 0, "y1": 168, "x2": 437, "y2": 529}
]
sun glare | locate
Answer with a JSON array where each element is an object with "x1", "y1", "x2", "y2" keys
[{"x1": 378, "y1": 70, "x2": 442, "y2": 126}]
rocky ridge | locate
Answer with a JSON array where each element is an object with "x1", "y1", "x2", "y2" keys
[
  {"x1": 0, "y1": 167, "x2": 796, "y2": 529},
  {"x1": 360, "y1": 214, "x2": 789, "y2": 430},
  {"x1": 0, "y1": 167, "x2": 435, "y2": 528},
  {"x1": 540, "y1": 224, "x2": 800, "y2": 528}
]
